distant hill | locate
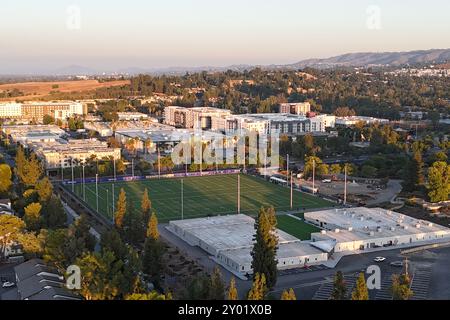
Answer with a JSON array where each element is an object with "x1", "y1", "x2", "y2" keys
[
  {"x1": 286, "y1": 49, "x2": 450, "y2": 69},
  {"x1": 3, "y1": 48, "x2": 450, "y2": 77}
]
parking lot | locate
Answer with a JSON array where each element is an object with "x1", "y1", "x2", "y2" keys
[
  {"x1": 0, "y1": 263, "x2": 16, "y2": 300},
  {"x1": 272, "y1": 245, "x2": 450, "y2": 300}
]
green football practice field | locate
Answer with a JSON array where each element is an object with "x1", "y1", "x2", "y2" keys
[{"x1": 71, "y1": 174, "x2": 333, "y2": 223}]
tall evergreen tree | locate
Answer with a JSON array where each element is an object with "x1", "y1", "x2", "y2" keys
[
  {"x1": 24, "y1": 202, "x2": 42, "y2": 231},
  {"x1": 0, "y1": 164, "x2": 12, "y2": 194},
  {"x1": 331, "y1": 271, "x2": 347, "y2": 300},
  {"x1": 251, "y1": 206, "x2": 278, "y2": 290},
  {"x1": 141, "y1": 188, "x2": 152, "y2": 225},
  {"x1": 427, "y1": 161, "x2": 450, "y2": 202},
  {"x1": 280, "y1": 288, "x2": 296, "y2": 300},
  {"x1": 123, "y1": 205, "x2": 145, "y2": 246},
  {"x1": 115, "y1": 188, "x2": 127, "y2": 228},
  {"x1": 227, "y1": 277, "x2": 238, "y2": 300},
  {"x1": 142, "y1": 237, "x2": 164, "y2": 287},
  {"x1": 391, "y1": 273, "x2": 414, "y2": 300},
  {"x1": 351, "y1": 273, "x2": 369, "y2": 300},
  {"x1": 36, "y1": 176, "x2": 53, "y2": 203},
  {"x1": 208, "y1": 267, "x2": 225, "y2": 300},
  {"x1": 147, "y1": 212, "x2": 159, "y2": 240},
  {"x1": 41, "y1": 195, "x2": 66, "y2": 229},
  {"x1": 22, "y1": 153, "x2": 42, "y2": 187},
  {"x1": 14, "y1": 146, "x2": 27, "y2": 185},
  {"x1": 413, "y1": 150, "x2": 425, "y2": 185},
  {"x1": 247, "y1": 273, "x2": 267, "y2": 300}
]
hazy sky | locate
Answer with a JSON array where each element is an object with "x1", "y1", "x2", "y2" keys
[{"x1": 1, "y1": 0, "x2": 450, "y2": 73}]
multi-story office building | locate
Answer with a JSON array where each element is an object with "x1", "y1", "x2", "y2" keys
[
  {"x1": 0, "y1": 102, "x2": 86, "y2": 122},
  {"x1": 242, "y1": 113, "x2": 335, "y2": 135},
  {"x1": 210, "y1": 115, "x2": 270, "y2": 135},
  {"x1": 30, "y1": 139, "x2": 121, "y2": 169},
  {"x1": 164, "y1": 106, "x2": 232, "y2": 129},
  {"x1": 0, "y1": 103, "x2": 22, "y2": 118},
  {"x1": 279, "y1": 102, "x2": 311, "y2": 115}
]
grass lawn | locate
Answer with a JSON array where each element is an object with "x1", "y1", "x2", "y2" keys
[
  {"x1": 277, "y1": 215, "x2": 321, "y2": 240},
  {"x1": 71, "y1": 174, "x2": 333, "y2": 223}
]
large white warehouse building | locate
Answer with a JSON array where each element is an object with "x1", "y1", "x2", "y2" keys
[
  {"x1": 306, "y1": 207, "x2": 450, "y2": 253},
  {"x1": 168, "y1": 214, "x2": 327, "y2": 276}
]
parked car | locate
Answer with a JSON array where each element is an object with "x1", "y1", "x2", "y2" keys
[
  {"x1": 2, "y1": 281, "x2": 15, "y2": 288},
  {"x1": 374, "y1": 257, "x2": 386, "y2": 262},
  {"x1": 390, "y1": 261, "x2": 404, "y2": 267}
]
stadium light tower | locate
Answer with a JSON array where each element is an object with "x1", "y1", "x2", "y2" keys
[
  {"x1": 344, "y1": 164, "x2": 347, "y2": 205},
  {"x1": 158, "y1": 144, "x2": 161, "y2": 178},
  {"x1": 312, "y1": 159, "x2": 316, "y2": 195},
  {"x1": 106, "y1": 189, "x2": 109, "y2": 217},
  {"x1": 290, "y1": 171, "x2": 293, "y2": 210},
  {"x1": 237, "y1": 174, "x2": 241, "y2": 214},
  {"x1": 113, "y1": 158, "x2": 116, "y2": 181},
  {"x1": 71, "y1": 158, "x2": 74, "y2": 193},
  {"x1": 95, "y1": 173, "x2": 99, "y2": 213},
  {"x1": 82, "y1": 164, "x2": 86, "y2": 201},
  {"x1": 286, "y1": 154, "x2": 289, "y2": 182},
  {"x1": 112, "y1": 184, "x2": 115, "y2": 217},
  {"x1": 181, "y1": 179, "x2": 184, "y2": 220}
]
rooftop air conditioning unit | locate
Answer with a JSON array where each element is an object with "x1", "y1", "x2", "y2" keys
[
  {"x1": 351, "y1": 214, "x2": 356, "y2": 218},
  {"x1": 416, "y1": 224, "x2": 421, "y2": 229},
  {"x1": 403, "y1": 226, "x2": 408, "y2": 230},
  {"x1": 377, "y1": 227, "x2": 382, "y2": 232},
  {"x1": 428, "y1": 223, "x2": 433, "y2": 227},
  {"x1": 369, "y1": 231, "x2": 375, "y2": 236},
  {"x1": 335, "y1": 229, "x2": 340, "y2": 233},
  {"x1": 360, "y1": 217, "x2": 364, "y2": 221},
  {"x1": 321, "y1": 230, "x2": 327, "y2": 235},
  {"x1": 348, "y1": 227, "x2": 353, "y2": 231},
  {"x1": 390, "y1": 227, "x2": 396, "y2": 231}
]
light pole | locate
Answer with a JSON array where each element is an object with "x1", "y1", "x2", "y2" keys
[
  {"x1": 113, "y1": 158, "x2": 116, "y2": 181},
  {"x1": 344, "y1": 164, "x2": 347, "y2": 205},
  {"x1": 106, "y1": 189, "x2": 109, "y2": 217},
  {"x1": 290, "y1": 171, "x2": 293, "y2": 210},
  {"x1": 237, "y1": 174, "x2": 241, "y2": 214},
  {"x1": 181, "y1": 179, "x2": 184, "y2": 220},
  {"x1": 131, "y1": 158, "x2": 134, "y2": 178},
  {"x1": 312, "y1": 159, "x2": 316, "y2": 195},
  {"x1": 82, "y1": 164, "x2": 86, "y2": 201},
  {"x1": 157, "y1": 144, "x2": 161, "y2": 178},
  {"x1": 286, "y1": 153, "x2": 289, "y2": 182},
  {"x1": 112, "y1": 183, "x2": 115, "y2": 218},
  {"x1": 95, "y1": 173, "x2": 99, "y2": 213},
  {"x1": 71, "y1": 158, "x2": 74, "y2": 193}
]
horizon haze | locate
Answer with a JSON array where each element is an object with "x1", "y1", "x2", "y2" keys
[{"x1": 1, "y1": 0, "x2": 450, "y2": 74}]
